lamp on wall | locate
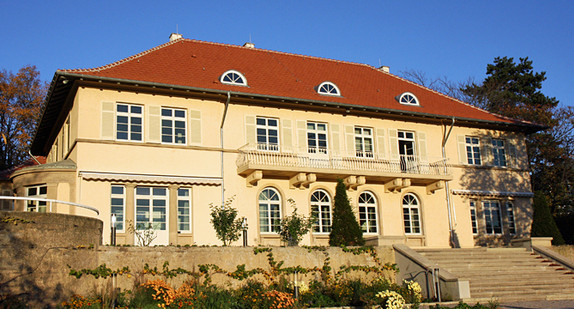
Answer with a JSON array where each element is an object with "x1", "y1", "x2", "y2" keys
[
  {"x1": 111, "y1": 214, "x2": 117, "y2": 246},
  {"x1": 242, "y1": 218, "x2": 248, "y2": 247}
]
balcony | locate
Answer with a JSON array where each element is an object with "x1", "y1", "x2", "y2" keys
[{"x1": 236, "y1": 144, "x2": 452, "y2": 190}]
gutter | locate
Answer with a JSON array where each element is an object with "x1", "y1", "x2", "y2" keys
[
  {"x1": 442, "y1": 117, "x2": 457, "y2": 247},
  {"x1": 220, "y1": 92, "x2": 231, "y2": 205}
]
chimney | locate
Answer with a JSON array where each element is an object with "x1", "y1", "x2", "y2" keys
[
  {"x1": 380, "y1": 66, "x2": 390, "y2": 73},
  {"x1": 243, "y1": 42, "x2": 255, "y2": 48},
  {"x1": 169, "y1": 33, "x2": 183, "y2": 42}
]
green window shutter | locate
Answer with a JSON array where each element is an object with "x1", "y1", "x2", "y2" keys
[
  {"x1": 375, "y1": 128, "x2": 387, "y2": 159},
  {"x1": 331, "y1": 124, "x2": 340, "y2": 153},
  {"x1": 148, "y1": 106, "x2": 161, "y2": 143},
  {"x1": 296, "y1": 120, "x2": 307, "y2": 151},
  {"x1": 282, "y1": 119, "x2": 293, "y2": 151},
  {"x1": 189, "y1": 110, "x2": 201, "y2": 144},
  {"x1": 388, "y1": 129, "x2": 399, "y2": 161},
  {"x1": 482, "y1": 137, "x2": 493, "y2": 166},
  {"x1": 417, "y1": 132, "x2": 428, "y2": 162},
  {"x1": 101, "y1": 101, "x2": 115, "y2": 140},
  {"x1": 245, "y1": 115, "x2": 256, "y2": 146},
  {"x1": 345, "y1": 125, "x2": 355, "y2": 156},
  {"x1": 507, "y1": 139, "x2": 518, "y2": 168},
  {"x1": 457, "y1": 135, "x2": 467, "y2": 164}
]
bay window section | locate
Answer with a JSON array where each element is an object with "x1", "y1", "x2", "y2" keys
[
  {"x1": 177, "y1": 188, "x2": 192, "y2": 232},
  {"x1": 111, "y1": 185, "x2": 125, "y2": 231},
  {"x1": 26, "y1": 185, "x2": 47, "y2": 212},
  {"x1": 135, "y1": 187, "x2": 167, "y2": 231},
  {"x1": 483, "y1": 200, "x2": 502, "y2": 234}
]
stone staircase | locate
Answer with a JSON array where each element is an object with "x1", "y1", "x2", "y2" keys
[{"x1": 416, "y1": 247, "x2": 574, "y2": 302}]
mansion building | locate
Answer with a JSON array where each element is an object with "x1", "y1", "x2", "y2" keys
[{"x1": 8, "y1": 34, "x2": 540, "y2": 247}]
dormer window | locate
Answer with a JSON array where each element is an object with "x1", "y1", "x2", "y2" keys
[
  {"x1": 317, "y1": 82, "x2": 340, "y2": 96},
  {"x1": 220, "y1": 70, "x2": 247, "y2": 86},
  {"x1": 398, "y1": 92, "x2": 419, "y2": 106}
]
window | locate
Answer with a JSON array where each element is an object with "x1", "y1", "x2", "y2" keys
[
  {"x1": 403, "y1": 193, "x2": 421, "y2": 235},
  {"x1": 178, "y1": 188, "x2": 191, "y2": 232},
  {"x1": 491, "y1": 139, "x2": 507, "y2": 167},
  {"x1": 398, "y1": 131, "x2": 416, "y2": 172},
  {"x1": 311, "y1": 190, "x2": 332, "y2": 233},
  {"x1": 111, "y1": 185, "x2": 125, "y2": 231},
  {"x1": 307, "y1": 122, "x2": 328, "y2": 154},
  {"x1": 259, "y1": 188, "x2": 281, "y2": 233},
  {"x1": 135, "y1": 187, "x2": 167, "y2": 231},
  {"x1": 398, "y1": 92, "x2": 419, "y2": 106},
  {"x1": 354, "y1": 127, "x2": 373, "y2": 157},
  {"x1": 116, "y1": 103, "x2": 143, "y2": 141},
  {"x1": 359, "y1": 191, "x2": 378, "y2": 234},
  {"x1": 483, "y1": 200, "x2": 502, "y2": 234},
  {"x1": 161, "y1": 108, "x2": 187, "y2": 144},
  {"x1": 506, "y1": 201, "x2": 516, "y2": 235},
  {"x1": 26, "y1": 185, "x2": 47, "y2": 212},
  {"x1": 465, "y1": 137, "x2": 481, "y2": 165},
  {"x1": 256, "y1": 117, "x2": 279, "y2": 151},
  {"x1": 317, "y1": 82, "x2": 340, "y2": 96},
  {"x1": 469, "y1": 200, "x2": 478, "y2": 235},
  {"x1": 220, "y1": 70, "x2": 247, "y2": 86}
]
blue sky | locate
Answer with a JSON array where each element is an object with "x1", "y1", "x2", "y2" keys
[{"x1": 1, "y1": 1, "x2": 572, "y2": 107}]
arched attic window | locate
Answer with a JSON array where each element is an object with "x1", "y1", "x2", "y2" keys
[
  {"x1": 220, "y1": 70, "x2": 247, "y2": 86},
  {"x1": 397, "y1": 92, "x2": 419, "y2": 106},
  {"x1": 317, "y1": 81, "x2": 341, "y2": 96}
]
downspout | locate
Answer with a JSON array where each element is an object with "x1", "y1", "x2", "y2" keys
[
  {"x1": 442, "y1": 117, "x2": 456, "y2": 247},
  {"x1": 28, "y1": 150, "x2": 42, "y2": 165},
  {"x1": 220, "y1": 92, "x2": 231, "y2": 206}
]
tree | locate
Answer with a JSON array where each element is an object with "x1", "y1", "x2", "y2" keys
[
  {"x1": 0, "y1": 66, "x2": 47, "y2": 170},
  {"x1": 209, "y1": 197, "x2": 245, "y2": 246},
  {"x1": 329, "y1": 179, "x2": 364, "y2": 246},
  {"x1": 531, "y1": 191, "x2": 565, "y2": 245}
]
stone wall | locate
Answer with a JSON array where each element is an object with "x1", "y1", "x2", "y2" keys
[{"x1": 0, "y1": 212, "x2": 395, "y2": 307}]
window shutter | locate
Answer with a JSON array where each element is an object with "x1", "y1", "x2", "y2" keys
[
  {"x1": 282, "y1": 119, "x2": 293, "y2": 151},
  {"x1": 507, "y1": 139, "x2": 518, "y2": 168},
  {"x1": 388, "y1": 129, "x2": 399, "y2": 161},
  {"x1": 296, "y1": 120, "x2": 307, "y2": 151},
  {"x1": 245, "y1": 115, "x2": 256, "y2": 146},
  {"x1": 101, "y1": 102, "x2": 115, "y2": 140},
  {"x1": 331, "y1": 124, "x2": 340, "y2": 153},
  {"x1": 482, "y1": 137, "x2": 493, "y2": 166},
  {"x1": 345, "y1": 125, "x2": 355, "y2": 156},
  {"x1": 189, "y1": 110, "x2": 201, "y2": 144},
  {"x1": 376, "y1": 128, "x2": 386, "y2": 159},
  {"x1": 417, "y1": 132, "x2": 428, "y2": 162},
  {"x1": 457, "y1": 135, "x2": 467, "y2": 164},
  {"x1": 148, "y1": 106, "x2": 161, "y2": 143}
]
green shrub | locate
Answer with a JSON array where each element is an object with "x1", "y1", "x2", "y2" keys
[{"x1": 531, "y1": 191, "x2": 565, "y2": 245}]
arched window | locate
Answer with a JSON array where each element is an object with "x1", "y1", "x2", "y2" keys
[
  {"x1": 259, "y1": 187, "x2": 281, "y2": 233},
  {"x1": 359, "y1": 191, "x2": 378, "y2": 234},
  {"x1": 220, "y1": 70, "x2": 247, "y2": 86},
  {"x1": 403, "y1": 193, "x2": 421, "y2": 234},
  {"x1": 317, "y1": 81, "x2": 341, "y2": 96},
  {"x1": 398, "y1": 92, "x2": 419, "y2": 106},
  {"x1": 311, "y1": 189, "x2": 332, "y2": 233}
]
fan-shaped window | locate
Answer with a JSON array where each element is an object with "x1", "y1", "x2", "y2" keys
[
  {"x1": 311, "y1": 189, "x2": 332, "y2": 233},
  {"x1": 398, "y1": 92, "x2": 419, "y2": 106},
  {"x1": 259, "y1": 187, "x2": 281, "y2": 233},
  {"x1": 220, "y1": 70, "x2": 247, "y2": 86},
  {"x1": 359, "y1": 191, "x2": 378, "y2": 234},
  {"x1": 317, "y1": 82, "x2": 340, "y2": 96}
]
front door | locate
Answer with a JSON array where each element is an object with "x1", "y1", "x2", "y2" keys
[{"x1": 135, "y1": 186, "x2": 169, "y2": 245}]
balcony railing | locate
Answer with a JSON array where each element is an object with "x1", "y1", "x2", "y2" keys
[{"x1": 236, "y1": 143, "x2": 451, "y2": 178}]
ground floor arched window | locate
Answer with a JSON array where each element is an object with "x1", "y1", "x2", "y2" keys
[
  {"x1": 403, "y1": 193, "x2": 421, "y2": 235},
  {"x1": 259, "y1": 187, "x2": 281, "y2": 233},
  {"x1": 311, "y1": 189, "x2": 332, "y2": 233},
  {"x1": 359, "y1": 191, "x2": 378, "y2": 234}
]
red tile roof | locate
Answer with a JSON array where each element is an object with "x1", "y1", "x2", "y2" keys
[{"x1": 63, "y1": 38, "x2": 522, "y2": 124}]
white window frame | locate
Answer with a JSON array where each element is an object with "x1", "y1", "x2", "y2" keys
[
  {"x1": 491, "y1": 139, "x2": 507, "y2": 167},
  {"x1": 398, "y1": 92, "x2": 419, "y2": 106},
  {"x1": 177, "y1": 188, "x2": 192, "y2": 233},
  {"x1": 311, "y1": 189, "x2": 332, "y2": 234},
  {"x1": 258, "y1": 187, "x2": 281, "y2": 233},
  {"x1": 403, "y1": 193, "x2": 422, "y2": 235},
  {"x1": 483, "y1": 200, "x2": 503, "y2": 234},
  {"x1": 135, "y1": 187, "x2": 168, "y2": 231},
  {"x1": 359, "y1": 191, "x2": 378, "y2": 234},
  {"x1": 26, "y1": 185, "x2": 47, "y2": 212},
  {"x1": 256, "y1": 117, "x2": 279, "y2": 151},
  {"x1": 111, "y1": 185, "x2": 125, "y2": 232},
  {"x1": 161, "y1": 107, "x2": 187, "y2": 145},
  {"x1": 465, "y1": 137, "x2": 482, "y2": 165},
  {"x1": 307, "y1": 122, "x2": 328, "y2": 154},
  {"x1": 469, "y1": 200, "x2": 478, "y2": 235},
  {"x1": 354, "y1": 126, "x2": 374, "y2": 158},
  {"x1": 317, "y1": 81, "x2": 340, "y2": 96},
  {"x1": 116, "y1": 103, "x2": 143, "y2": 141},
  {"x1": 506, "y1": 201, "x2": 516, "y2": 235},
  {"x1": 220, "y1": 70, "x2": 247, "y2": 86}
]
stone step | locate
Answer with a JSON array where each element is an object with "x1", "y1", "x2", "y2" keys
[
  {"x1": 470, "y1": 283, "x2": 574, "y2": 293},
  {"x1": 442, "y1": 265, "x2": 564, "y2": 273}
]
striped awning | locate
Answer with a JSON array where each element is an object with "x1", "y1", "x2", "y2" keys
[{"x1": 79, "y1": 171, "x2": 222, "y2": 186}]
